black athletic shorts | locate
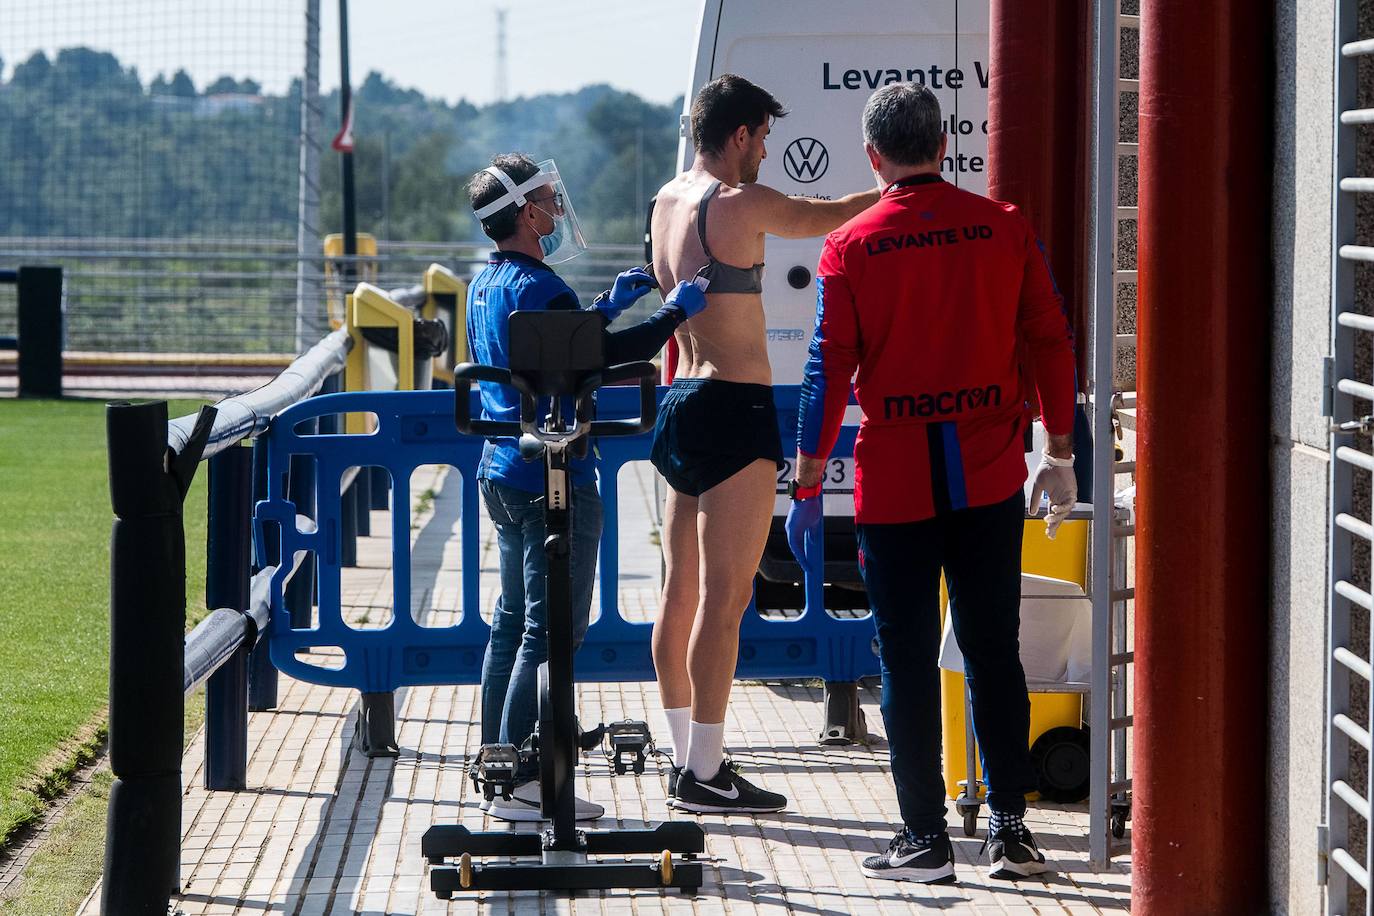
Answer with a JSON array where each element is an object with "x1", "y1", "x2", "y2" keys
[{"x1": 650, "y1": 377, "x2": 786, "y2": 497}]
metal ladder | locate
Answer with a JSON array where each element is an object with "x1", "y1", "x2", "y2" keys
[{"x1": 1087, "y1": 0, "x2": 1138, "y2": 870}]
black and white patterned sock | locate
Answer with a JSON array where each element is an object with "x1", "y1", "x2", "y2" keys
[
  {"x1": 988, "y1": 810, "x2": 1025, "y2": 835},
  {"x1": 902, "y1": 827, "x2": 945, "y2": 847}
]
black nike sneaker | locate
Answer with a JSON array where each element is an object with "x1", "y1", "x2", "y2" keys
[
  {"x1": 985, "y1": 823, "x2": 1052, "y2": 879},
  {"x1": 861, "y1": 830, "x2": 956, "y2": 884},
  {"x1": 672, "y1": 762, "x2": 786, "y2": 813},
  {"x1": 668, "y1": 756, "x2": 739, "y2": 805}
]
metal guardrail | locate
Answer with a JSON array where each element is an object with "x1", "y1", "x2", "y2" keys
[
  {"x1": 168, "y1": 328, "x2": 351, "y2": 459},
  {"x1": 184, "y1": 555, "x2": 303, "y2": 696},
  {"x1": 0, "y1": 238, "x2": 643, "y2": 355}
]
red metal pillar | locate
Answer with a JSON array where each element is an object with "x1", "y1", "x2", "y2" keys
[
  {"x1": 988, "y1": 0, "x2": 1091, "y2": 384},
  {"x1": 1135, "y1": 2, "x2": 1272, "y2": 912}
]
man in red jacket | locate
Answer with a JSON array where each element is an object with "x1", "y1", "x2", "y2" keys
[{"x1": 786, "y1": 83, "x2": 1078, "y2": 884}]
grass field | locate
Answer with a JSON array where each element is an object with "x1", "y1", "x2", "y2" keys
[
  {"x1": 0, "y1": 692, "x2": 209, "y2": 915},
  {"x1": 0, "y1": 398, "x2": 208, "y2": 848}
]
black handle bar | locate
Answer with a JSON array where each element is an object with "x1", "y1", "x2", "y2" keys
[
  {"x1": 589, "y1": 361, "x2": 657, "y2": 437},
  {"x1": 453, "y1": 363, "x2": 519, "y2": 437},
  {"x1": 452, "y1": 360, "x2": 658, "y2": 439}
]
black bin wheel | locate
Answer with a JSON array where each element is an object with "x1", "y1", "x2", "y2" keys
[
  {"x1": 1111, "y1": 810, "x2": 1127, "y2": 838},
  {"x1": 961, "y1": 807, "x2": 978, "y2": 836},
  {"x1": 1029, "y1": 725, "x2": 1091, "y2": 803}
]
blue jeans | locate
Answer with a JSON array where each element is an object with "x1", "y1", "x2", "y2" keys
[
  {"x1": 856, "y1": 490, "x2": 1037, "y2": 836},
  {"x1": 478, "y1": 477, "x2": 602, "y2": 760}
]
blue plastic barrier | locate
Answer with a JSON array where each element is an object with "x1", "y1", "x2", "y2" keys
[{"x1": 253, "y1": 385, "x2": 877, "y2": 695}]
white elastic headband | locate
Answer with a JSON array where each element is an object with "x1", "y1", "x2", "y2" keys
[{"x1": 473, "y1": 166, "x2": 558, "y2": 220}]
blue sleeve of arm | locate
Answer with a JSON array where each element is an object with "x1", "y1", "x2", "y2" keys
[{"x1": 797, "y1": 237, "x2": 859, "y2": 459}]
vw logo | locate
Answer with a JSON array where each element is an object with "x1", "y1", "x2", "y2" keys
[{"x1": 783, "y1": 137, "x2": 830, "y2": 184}]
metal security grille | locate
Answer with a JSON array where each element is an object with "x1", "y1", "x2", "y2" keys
[
  {"x1": 0, "y1": 1, "x2": 307, "y2": 241},
  {"x1": 1326, "y1": 2, "x2": 1374, "y2": 912}
]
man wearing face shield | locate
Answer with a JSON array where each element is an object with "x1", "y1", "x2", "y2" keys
[{"x1": 465, "y1": 153, "x2": 708, "y2": 823}]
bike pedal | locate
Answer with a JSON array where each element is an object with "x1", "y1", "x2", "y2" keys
[
  {"x1": 606, "y1": 720, "x2": 652, "y2": 776},
  {"x1": 471, "y1": 743, "x2": 520, "y2": 800}
]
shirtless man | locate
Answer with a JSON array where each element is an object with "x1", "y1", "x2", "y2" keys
[{"x1": 648, "y1": 74, "x2": 879, "y2": 812}]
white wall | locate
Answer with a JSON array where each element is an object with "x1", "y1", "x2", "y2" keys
[{"x1": 1270, "y1": 1, "x2": 1335, "y2": 912}]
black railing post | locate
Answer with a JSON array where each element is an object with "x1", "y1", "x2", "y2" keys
[
  {"x1": 248, "y1": 436, "x2": 279, "y2": 711},
  {"x1": 104, "y1": 401, "x2": 195, "y2": 913},
  {"x1": 355, "y1": 459, "x2": 372, "y2": 537},
  {"x1": 205, "y1": 445, "x2": 253, "y2": 790},
  {"x1": 318, "y1": 371, "x2": 358, "y2": 567},
  {"x1": 17, "y1": 265, "x2": 62, "y2": 398},
  {"x1": 341, "y1": 478, "x2": 359, "y2": 566},
  {"x1": 370, "y1": 465, "x2": 390, "y2": 509},
  {"x1": 286, "y1": 425, "x2": 319, "y2": 629}
]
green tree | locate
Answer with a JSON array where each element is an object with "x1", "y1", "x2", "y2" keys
[
  {"x1": 10, "y1": 51, "x2": 51, "y2": 89},
  {"x1": 170, "y1": 69, "x2": 196, "y2": 97},
  {"x1": 206, "y1": 75, "x2": 261, "y2": 95},
  {"x1": 0, "y1": 47, "x2": 679, "y2": 244}
]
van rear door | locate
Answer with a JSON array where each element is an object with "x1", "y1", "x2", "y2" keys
[{"x1": 682, "y1": 0, "x2": 991, "y2": 385}]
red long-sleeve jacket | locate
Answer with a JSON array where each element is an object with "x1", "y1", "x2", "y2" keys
[{"x1": 797, "y1": 174, "x2": 1076, "y2": 524}]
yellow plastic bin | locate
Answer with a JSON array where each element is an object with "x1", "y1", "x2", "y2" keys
[{"x1": 939, "y1": 516, "x2": 1089, "y2": 807}]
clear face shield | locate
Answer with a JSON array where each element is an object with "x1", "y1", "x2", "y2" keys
[{"x1": 473, "y1": 159, "x2": 588, "y2": 264}]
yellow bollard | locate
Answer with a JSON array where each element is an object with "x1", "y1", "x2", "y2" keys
[
  {"x1": 420, "y1": 264, "x2": 466, "y2": 384},
  {"x1": 344, "y1": 283, "x2": 416, "y2": 434},
  {"x1": 323, "y1": 233, "x2": 378, "y2": 329}
]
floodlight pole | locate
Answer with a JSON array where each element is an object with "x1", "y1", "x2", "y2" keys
[
  {"x1": 338, "y1": 0, "x2": 358, "y2": 284},
  {"x1": 295, "y1": 0, "x2": 323, "y2": 352}
]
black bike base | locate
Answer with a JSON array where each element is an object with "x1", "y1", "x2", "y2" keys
[
  {"x1": 423, "y1": 822, "x2": 706, "y2": 895},
  {"x1": 431, "y1": 859, "x2": 702, "y2": 895},
  {"x1": 423, "y1": 821, "x2": 705, "y2": 860}
]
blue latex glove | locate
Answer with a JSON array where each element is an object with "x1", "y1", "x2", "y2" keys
[
  {"x1": 663, "y1": 279, "x2": 708, "y2": 319},
  {"x1": 785, "y1": 492, "x2": 825, "y2": 612},
  {"x1": 596, "y1": 267, "x2": 659, "y2": 321}
]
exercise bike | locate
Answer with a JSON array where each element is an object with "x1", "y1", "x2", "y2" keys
[{"x1": 422, "y1": 310, "x2": 706, "y2": 895}]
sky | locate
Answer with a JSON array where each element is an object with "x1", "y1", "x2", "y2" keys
[{"x1": 0, "y1": 0, "x2": 704, "y2": 106}]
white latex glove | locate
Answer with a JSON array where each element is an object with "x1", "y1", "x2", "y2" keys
[{"x1": 1029, "y1": 452, "x2": 1077, "y2": 540}]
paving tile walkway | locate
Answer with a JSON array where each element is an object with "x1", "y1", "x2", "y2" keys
[{"x1": 80, "y1": 463, "x2": 1131, "y2": 915}]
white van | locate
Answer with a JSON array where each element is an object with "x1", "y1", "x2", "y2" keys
[{"x1": 651, "y1": 0, "x2": 991, "y2": 611}]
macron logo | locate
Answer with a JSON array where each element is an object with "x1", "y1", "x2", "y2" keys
[{"x1": 884, "y1": 384, "x2": 1002, "y2": 419}]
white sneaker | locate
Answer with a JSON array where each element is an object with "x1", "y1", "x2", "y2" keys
[
  {"x1": 479, "y1": 796, "x2": 493, "y2": 812},
  {"x1": 487, "y1": 781, "x2": 604, "y2": 822}
]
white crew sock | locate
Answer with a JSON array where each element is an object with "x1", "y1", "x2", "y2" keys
[
  {"x1": 663, "y1": 707, "x2": 691, "y2": 763},
  {"x1": 685, "y1": 720, "x2": 726, "y2": 780}
]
